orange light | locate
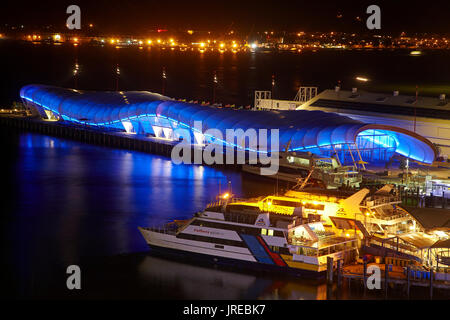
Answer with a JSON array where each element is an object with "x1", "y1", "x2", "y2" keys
[{"x1": 222, "y1": 193, "x2": 230, "y2": 199}]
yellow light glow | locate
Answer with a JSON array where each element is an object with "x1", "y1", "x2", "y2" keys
[
  {"x1": 345, "y1": 233, "x2": 350, "y2": 237},
  {"x1": 267, "y1": 201, "x2": 272, "y2": 206},
  {"x1": 356, "y1": 76, "x2": 369, "y2": 82},
  {"x1": 54, "y1": 34, "x2": 61, "y2": 41},
  {"x1": 138, "y1": 40, "x2": 143, "y2": 45},
  {"x1": 73, "y1": 37, "x2": 78, "y2": 43},
  {"x1": 222, "y1": 193, "x2": 230, "y2": 199},
  {"x1": 232, "y1": 43, "x2": 237, "y2": 48},
  {"x1": 110, "y1": 39, "x2": 115, "y2": 44},
  {"x1": 219, "y1": 43, "x2": 225, "y2": 48},
  {"x1": 187, "y1": 30, "x2": 194, "y2": 35},
  {"x1": 147, "y1": 39, "x2": 152, "y2": 45},
  {"x1": 199, "y1": 42, "x2": 205, "y2": 48},
  {"x1": 157, "y1": 39, "x2": 161, "y2": 43}
]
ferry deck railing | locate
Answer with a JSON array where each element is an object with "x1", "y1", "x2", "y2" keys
[
  {"x1": 362, "y1": 195, "x2": 401, "y2": 208},
  {"x1": 145, "y1": 224, "x2": 178, "y2": 235}
]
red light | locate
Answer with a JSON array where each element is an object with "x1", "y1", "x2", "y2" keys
[{"x1": 157, "y1": 29, "x2": 167, "y2": 33}]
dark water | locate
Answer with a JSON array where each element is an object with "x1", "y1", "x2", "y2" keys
[
  {"x1": 1, "y1": 130, "x2": 448, "y2": 300},
  {"x1": 1, "y1": 41, "x2": 450, "y2": 299},
  {"x1": 2, "y1": 40, "x2": 450, "y2": 107}
]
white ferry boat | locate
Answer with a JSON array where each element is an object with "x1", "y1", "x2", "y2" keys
[{"x1": 138, "y1": 194, "x2": 358, "y2": 279}]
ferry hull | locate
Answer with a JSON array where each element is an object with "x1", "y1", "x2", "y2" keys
[
  {"x1": 141, "y1": 235, "x2": 326, "y2": 280},
  {"x1": 147, "y1": 244, "x2": 326, "y2": 279}
]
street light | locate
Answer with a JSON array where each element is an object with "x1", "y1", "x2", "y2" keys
[
  {"x1": 73, "y1": 62, "x2": 79, "y2": 89},
  {"x1": 115, "y1": 65, "x2": 120, "y2": 91},
  {"x1": 162, "y1": 67, "x2": 167, "y2": 95},
  {"x1": 213, "y1": 71, "x2": 218, "y2": 104},
  {"x1": 271, "y1": 74, "x2": 275, "y2": 97}
]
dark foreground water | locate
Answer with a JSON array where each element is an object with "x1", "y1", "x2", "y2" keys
[{"x1": 1, "y1": 130, "x2": 448, "y2": 300}]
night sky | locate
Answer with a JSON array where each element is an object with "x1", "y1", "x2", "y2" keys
[{"x1": 1, "y1": 0, "x2": 450, "y2": 34}]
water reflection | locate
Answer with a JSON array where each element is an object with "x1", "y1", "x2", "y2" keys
[{"x1": 137, "y1": 255, "x2": 328, "y2": 300}]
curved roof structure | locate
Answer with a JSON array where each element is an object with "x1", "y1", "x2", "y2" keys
[{"x1": 20, "y1": 84, "x2": 436, "y2": 164}]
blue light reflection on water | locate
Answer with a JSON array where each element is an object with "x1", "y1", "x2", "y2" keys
[
  {"x1": 5, "y1": 132, "x2": 435, "y2": 299},
  {"x1": 12, "y1": 133, "x2": 241, "y2": 271}
]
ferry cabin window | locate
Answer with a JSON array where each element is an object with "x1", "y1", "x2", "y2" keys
[
  {"x1": 304, "y1": 203, "x2": 325, "y2": 211},
  {"x1": 307, "y1": 214, "x2": 322, "y2": 223},
  {"x1": 271, "y1": 199, "x2": 302, "y2": 207},
  {"x1": 177, "y1": 233, "x2": 246, "y2": 247},
  {"x1": 270, "y1": 246, "x2": 279, "y2": 253},
  {"x1": 260, "y1": 229, "x2": 277, "y2": 237},
  {"x1": 226, "y1": 204, "x2": 261, "y2": 214},
  {"x1": 192, "y1": 219, "x2": 284, "y2": 237},
  {"x1": 299, "y1": 247, "x2": 317, "y2": 256}
]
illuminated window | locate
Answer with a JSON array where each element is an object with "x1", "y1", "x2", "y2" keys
[
  {"x1": 261, "y1": 228, "x2": 267, "y2": 235},
  {"x1": 268, "y1": 229, "x2": 274, "y2": 236}
]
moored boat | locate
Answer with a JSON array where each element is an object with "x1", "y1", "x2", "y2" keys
[{"x1": 138, "y1": 193, "x2": 358, "y2": 278}]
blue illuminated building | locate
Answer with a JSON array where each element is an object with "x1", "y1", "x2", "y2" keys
[{"x1": 21, "y1": 84, "x2": 436, "y2": 164}]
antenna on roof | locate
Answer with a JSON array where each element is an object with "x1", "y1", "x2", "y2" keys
[{"x1": 284, "y1": 138, "x2": 292, "y2": 154}]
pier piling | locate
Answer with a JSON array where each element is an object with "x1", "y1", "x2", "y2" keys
[
  {"x1": 406, "y1": 266, "x2": 410, "y2": 298},
  {"x1": 363, "y1": 260, "x2": 367, "y2": 293},
  {"x1": 384, "y1": 263, "x2": 389, "y2": 299},
  {"x1": 337, "y1": 259, "x2": 342, "y2": 288},
  {"x1": 327, "y1": 256, "x2": 334, "y2": 286},
  {"x1": 430, "y1": 269, "x2": 433, "y2": 299}
]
